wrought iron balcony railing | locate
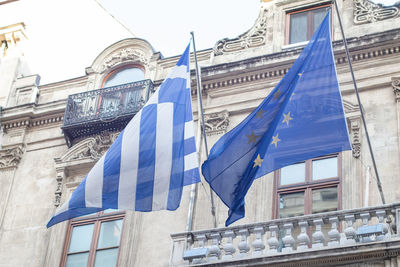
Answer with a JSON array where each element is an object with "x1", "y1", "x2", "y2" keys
[
  {"x1": 62, "y1": 79, "x2": 153, "y2": 147},
  {"x1": 170, "y1": 203, "x2": 400, "y2": 266}
]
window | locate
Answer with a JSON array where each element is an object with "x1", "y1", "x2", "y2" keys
[
  {"x1": 274, "y1": 154, "x2": 341, "y2": 219},
  {"x1": 61, "y1": 210, "x2": 124, "y2": 267},
  {"x1": 286, "y1": 4, "x2": 331, "y2": 45},
  {"x1": 102, "y1": 65, "x2": 144, "y2": 88}
]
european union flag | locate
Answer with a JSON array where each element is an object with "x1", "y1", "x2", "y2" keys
[{"x1": 201, "y1": 11, "x2": 351, "y2": 226}]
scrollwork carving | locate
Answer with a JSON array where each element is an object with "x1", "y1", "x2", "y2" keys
[
  {"x1": 392, "y1": 77, "x2": 400, "y2": 100},
  {"x1": 213, "y1": 8, "x2": 268, "y2": 55},
  {"x1": 0, "y1": 146, "x2": 24, "y2": 169},
  {"x1": 354, "y1": 0, "x2": 400, "y2": 24},
  {"x1": 349, "y1": 118, "x2": 362, "y2": 158},
  {"x1": 101, "y1": 48, "x2": 149, "y2": 72},
  {"x1": 203, "y1": 110, "x2": 229, "y2": 136}
]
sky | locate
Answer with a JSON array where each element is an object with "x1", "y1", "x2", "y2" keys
[{"x1": 95, "y1": 0, "x2": 260, "y2": 57}]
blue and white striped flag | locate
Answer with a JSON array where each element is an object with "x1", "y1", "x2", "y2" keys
[{"x1": 47, "y1": 44, "x2": 200, "y2": 227}]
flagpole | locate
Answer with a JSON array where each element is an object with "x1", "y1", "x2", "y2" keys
[
  {"x1": 191, "y1": 31, "x2": 218, "y2": 228},
  {"x1": 333, "y1": 0, "x2": 385, "y2": 204}
]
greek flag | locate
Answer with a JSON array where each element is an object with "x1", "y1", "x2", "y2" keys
[{"x1": 47, "y1": 44, "x2": 200, "y2": 227}]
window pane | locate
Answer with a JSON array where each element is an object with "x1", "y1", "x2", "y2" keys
[
  {"x1": 290, "y1": 12, "x2": 308, "y2": 44},
  {"x1": 280, "y1": 162, "x2": 305, "y2": 185},
  {"x1": 68, "y1": 224, "x2": 94, "y2": 253},
  {"x1": 97, "y1": 219, "x2": 123, "y2": 249},
  {"x1": 94, "y1": 248, "x2": 119, "y2": 267},
  {"x1": 312, "y1": 187, "x2": 338, "y2": 213},
  {"x1": 279, "y1": 192, "x2": 305, "y2": 218},
  {"x1": 313, "y1": 8, "x2": 328, "y2": 32},
  {"x1": 104, "y1": 68, "x2": 144, "y2": 88},
  {"x1": 312, "y1": 157, "x2": 337, "y2": 180},
  {"x1": 66, "y1": 252, "x2": 89, "y2": 267}
]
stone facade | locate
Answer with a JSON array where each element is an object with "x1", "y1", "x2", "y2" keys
[{"x1": 1, "y1": 0, "x2": 400, "y2": 266}]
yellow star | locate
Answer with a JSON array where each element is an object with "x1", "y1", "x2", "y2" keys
[
  {"x1": 274, "y1": 89, "x2": 282, "y2": 100},
  {"x1": 282, "y1": 112, "x2": 293, "y2": 126},
  {"x1": 253, "y1": 154, "x2": 263, "y2": 168},
  {"x1": 290, "y1": 93, "x2": 295, "y2": 100},
  {"x1": 246, "y1": 131, "x2": 259, "y2": 144},
  {"x1": 271, "y1": 134, "x2": 281, "y2": 148},
  {"x1": 298, "y1": 73, "x2": 302, "y2": 77},
  {"x1": 256, "y1": 109, "x2": 265, "y2": 119}
]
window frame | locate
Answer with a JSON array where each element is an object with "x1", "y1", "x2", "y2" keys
[
  {"x1": 101, "y1": 64, "x2": 145, "y2": 88},
  {"x1": 273, "y1": 153, "x2": 342, "y2": 219},
  {"x1": 60, "y1": 210, "x2": 125, "y2": 267},
  {"x1": 285, "y1": 3, "x2": 332, "y2": 45}
]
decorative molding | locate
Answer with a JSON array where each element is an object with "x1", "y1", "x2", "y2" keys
[
  {"x1": 53, "y1": 131, "x2": 119, "y2": 206},
  {"x1": 213, "y1": 8, "x2": 268, "y2": 56},
  {"x1": 204, "y1": 110, "x2": 229, "y2": 136},
  {"x1": 392, "y1": 77, "x2": 400, "y2": 100},
  {"x1": 354, "y1": 0, "x2": 400, "y2": 24},
  {"x1": 100, "y1": 48, "x2": 149, "y2": 73},
  {"x1": 203, "y1": 43, "x2": 400, "y2": 92},
  {"x1": 349, "y1": 118, "x2": 362, "y2": 158},
  {"x1": 0, "y1": 145, "x2": 24, "y2": 169},
  {"x1": 58, "y1": 130, "x2": 118, "y2": 163}
]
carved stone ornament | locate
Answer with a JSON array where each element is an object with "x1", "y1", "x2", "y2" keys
[
  {"x1": 213, "y1": 8, "x2": 268, "y2": 56},
  {"x1": 392, "y1": 77, "x2": 400, "y2": 100},
  {"x1": 68, "y1": 131, "x2": 119, "y2": 161},
  {"x1": 53, "y1": 131, "x2": 119, "y2": 206},
  {"x1": 349, "y1": 119, "x2": 361, "y2": 158},
  {"x1": 100, "y1": 48, "x2": 149, "y2": 72},
  {"x1": 0, "y1": 146, "x2": 24, "y2": 169},
  {"x1": 203, "y1": 110, "x2": 229, "y2": 136},
  {"x1": 354, "y1": 0, "x2": 400, "y2": 24}
]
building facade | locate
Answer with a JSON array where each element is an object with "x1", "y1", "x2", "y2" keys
[{"x1": 1, "y1": 0, "x2": 400, "y2": 266}]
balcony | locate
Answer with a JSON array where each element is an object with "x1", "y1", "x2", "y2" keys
[
  {"x1": 62, "y1": 80, "x2": 153, "y2": 147},
  {"x1": 170, "y1": 203, "x2": 400, "y2": 266}
]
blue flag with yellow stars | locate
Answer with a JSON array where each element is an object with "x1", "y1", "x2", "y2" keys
[{"x1": 201, "y1": 11, "x2": 351, "y2": 226}]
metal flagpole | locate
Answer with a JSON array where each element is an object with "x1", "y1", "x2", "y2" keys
[
  {"x1": 333, "y1": 0, "x2": 385, "y2": 204},
  {"x1": 190, "y1": 31, "x2": 218, "y2": 228}
]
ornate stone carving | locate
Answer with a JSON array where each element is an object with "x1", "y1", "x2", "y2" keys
[
  {"x1": 213, "y1": 8, "x2": 268, "y2": 56},
  {"x1": 392, "y1": 77, "x2": 400, "y2": 100},
  {"x1": 101, "y1": 48, "x2": 149, "y2": 72},
  {"x1": 349, "y1": 118, "x2": 362, "y2": 158},
  {"x1": 354, "y1": 0, "x2": 400, "y2": 24},
  {"x1": 203, "y1": 110, "x2": 229, "y2": 136},
  {"x1": 0, "y1": 146, "x2": 23, "y2": 169},
  {"x1": 87, "y1": 131, "x2": 119, "y2": 160},
  {"x1": 66, "y1": 131, "x2": 119, "y2": 161},
  {"x1": 54, "y1": 168, "x2": 66, "y2": 207}
]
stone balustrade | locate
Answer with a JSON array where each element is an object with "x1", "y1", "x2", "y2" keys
[{"x1": 170, "y1": 203, "x2": 400, "y2": 266}]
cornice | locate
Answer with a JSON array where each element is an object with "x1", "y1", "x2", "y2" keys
[
  {"x1": 1, "y1": 100, "x2": 65, "y2": 130},
  {"x1": 199, "y1": 29, "x2": 400, "y2": 92}
]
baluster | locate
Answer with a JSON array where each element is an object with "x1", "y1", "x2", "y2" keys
[
  {"x1": 222, "y1": 230, "x2": 236, "y2": 260},
  {"x1": 208, "y1": 233, "x2": 221, "y2": 261},
  {"x1": 360, "y1": 213, "x2": 371, "y2": 242},
  {"x1": 282, "y1": 223, "x2": 295, "y2": 252},
  {"x1": 267, "y1": 225, "x2": 279, "y2": 255},
  {"x1": 328, "y1": 217, "x2": 340, "y2": 247},
  {"x1": 238, "y1": 229, "x2": 250, "y2": 258},
  {"x1": 252, "y1": 227, "x2": 265, "y2": 256},
  {"x1": 376, "y1": 210, "x2": 390, "y2": 241},
  {"x1": 312, "y1": 219, "x2": 325, "y2": 248},
  {"x1": 297, "y1": 221, "x2": 310, "y2": 251},
  {"x1": 193, "y1": 234, "x2": 207, "y2": 264},
  {"x1": 344, "y1": 215, "x2": 357, "y2": 245}
]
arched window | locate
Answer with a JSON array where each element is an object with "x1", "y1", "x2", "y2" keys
[{"x1": 102, "y1": 65, "x2": 144, "y2": 88}]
